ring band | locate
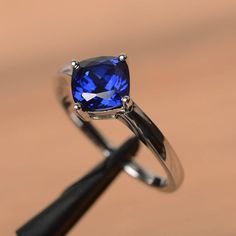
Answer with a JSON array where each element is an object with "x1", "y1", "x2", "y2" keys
[{"x1": 56, "y1": 54, "x2": 184, "y2": 192}]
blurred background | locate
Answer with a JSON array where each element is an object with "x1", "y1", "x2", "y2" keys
[{"x1": 1, "y1": 1, "x2": 236, "y2": 235}]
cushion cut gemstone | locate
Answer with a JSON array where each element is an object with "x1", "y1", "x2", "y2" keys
[{"x1": 71, "y1": 56, "x2": 130, "y2": 111}]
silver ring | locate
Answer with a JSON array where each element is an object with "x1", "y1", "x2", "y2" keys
[{"x1": 56, "y1": 54, "x2": 184, "y2": 192}]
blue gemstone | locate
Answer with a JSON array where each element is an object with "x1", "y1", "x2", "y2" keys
[{"x1": 71, "y1": 56, "x2": 130, "y2": 111}]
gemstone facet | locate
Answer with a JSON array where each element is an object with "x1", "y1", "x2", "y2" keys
[{"x1": 71, "y1": 56, "x2": 130, "y2": 111}]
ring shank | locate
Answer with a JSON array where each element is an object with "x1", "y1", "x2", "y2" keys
[
  {"x1": 117, "y1": 104, "x2": 184, "y2": 191},
  {"x1": 56, "y1": 65, "x2": 184, "y2": 192}
]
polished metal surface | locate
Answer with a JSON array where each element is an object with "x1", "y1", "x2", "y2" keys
[
  {"x1": 117, "y1": 103, "x2": 184, "y2": 191},
  {"x1": 56, "y1": 62, "x2": 184, "y2": 192}
]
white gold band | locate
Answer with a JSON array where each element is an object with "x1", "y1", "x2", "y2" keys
[{"x1": 56, "y1": 64, "x2": 184, "y2": 192}]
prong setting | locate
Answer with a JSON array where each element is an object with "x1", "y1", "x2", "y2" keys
[
  {"x1": 73, "y1": 103, "x2": 90, "y2": 121},
  {"x1": 122, "y1": 96, "x2": 133, "y2": 111},
  {"x1": 70, "y1": 55, "x2": 131, "y2": 120},
  {"x1": 71, "y1": 60, "x2": 80, "y2": 70},
  {"x1": 73, "y1": 95, "x2": 133, "y2": 121},
  {"x1": 118, "y1": 54, "x2": 127, "y2": 62},
  {"x1": 73, "y1": 103, "x2": 81, "y2": 111}
]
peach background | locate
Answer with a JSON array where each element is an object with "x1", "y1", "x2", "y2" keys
[{"x1": 1, "y1": 1, "x2": 236, "y2": 235}]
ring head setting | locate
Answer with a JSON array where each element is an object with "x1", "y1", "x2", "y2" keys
[{"x1": 71, "y1": 56, "x2": 130, "y2": 119}]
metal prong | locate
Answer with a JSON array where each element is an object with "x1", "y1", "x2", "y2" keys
[
  {"x1": 122, "y1": 96, "x2": 133, "y2": 111},
  {"x1": 71, "y1": 60, "x2": 80, "y2": 70},
  {"x1": 74, "y1": 103, "x2": 90, "y2": 121},
  {"x1": 73, "y1": 103, "x2": 81, "y2": 110},
  {"x1": 118, "y1": 54, "x2": 127, "y2": 62}
]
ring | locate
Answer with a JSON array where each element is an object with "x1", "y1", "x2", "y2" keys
[{"x1": 56, "y1": 54, "x2": 184, "y2": 192}]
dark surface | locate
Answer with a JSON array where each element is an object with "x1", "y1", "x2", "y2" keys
[{"x1": 16, "y1": 137, "x2": 139, "y2": 236}]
